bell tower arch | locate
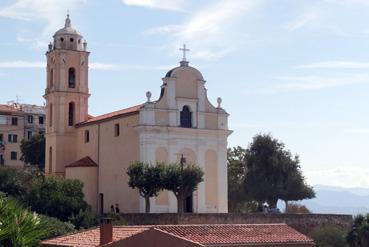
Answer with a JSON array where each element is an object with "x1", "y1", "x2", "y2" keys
[{"x1": 44, "y1": 14, "x2": 90, "y2": 176}]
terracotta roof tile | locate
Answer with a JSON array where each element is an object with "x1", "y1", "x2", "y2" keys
[
  {"x1": 155, "y1": 224, "x2": 314, "y2": 246},
  {"x1": 76, "y1": 104, "x2": 143, "y2": 127},
  {"x1": 0, "y1": 104, "x2": 23, "y2": 115},
  {"x1": 65, "y1": 156, "x2": 98, "y2": 168},
  {"x1": 41, "y1": 224, "x2": 314, "y2": 247},
  {"x1": 42, "y1": 226, "x2": 149, "y2": 247}
]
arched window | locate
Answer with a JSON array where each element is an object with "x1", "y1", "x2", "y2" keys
[
  {"x1": 180, "y1": 105, "x2": 192, "y2": 128},
  {"x1": 50, "y1": 68, "x2": 54, "y2": 88},
  {"x1": 68, "y1": 68, "x2": 76, "y2": 88},
  {"x1": 68, "y1": 102, "x2": 75, "y2": 126},
  {"x1": 49, "y1": 104, "x2": 53, "y2": 127}
]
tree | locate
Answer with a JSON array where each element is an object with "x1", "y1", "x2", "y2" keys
[
  {"x1": 20, "y1": 134, "x2": 45, "y2": 171},
  {"x1": 127, "y1": 162, "x2": 164, "y2": 213},
  {"x1": 162, "y1": 163, "x2": 204, "y2": 214},
  {"x1": 25, "y1": 176, "x2": 88, "y2": 221},
  {"x1": 0, "y1": 195, "x2": 49, "y2": 247},
  {"x1": 311, "y1": 226, "x2": 347, "y2": 247},
  {"x1": 286, "y1": 203, "x2": 311, "y2": 214},
  {"x1": 347, "y1": 214, "x2": 369, "y2": 246},
  {"x1": 243, "y1": 134, "x2": 315, "y2": 208},
  {"x1": 227, "y1": 146, "x2": 248, "y2": 212}
]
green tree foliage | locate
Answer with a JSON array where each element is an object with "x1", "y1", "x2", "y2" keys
[
  {"x1": 127, "y1": 162, "x2": 165, "y2": 213},
  {"x1": 227, "y1": 146, "x2": 248, "y2": 212},
  {"x1": 25, "y1": 176, "x2": 88, "y2": 221},
  {"x1": 347, "y1": 214, "x2": 369, "y2": 246},
  {"x1": 0, "y1": 195, "x2": 49, "y2": 247},
  {"x1": 20, "y1": 134, "x2": 45, "y2": 171},
  {"x1": 312, "y1": 226, "x2": 348, "y2": 247},
  {"x1": 39, "y1": 215, "x2": 75, "y2": 239},
  {"x1": 68, "y1": 208, "x2": 98, "y2": 229},
  {"x1": 162, "y1": 163, "x2": 204, "y2": 214},
  {"x1": 243, "y1": 134, "x2": 315, "y2": 208},
  {"x1": 286, "y1": 203, "x2": 311, "y2": 214}
]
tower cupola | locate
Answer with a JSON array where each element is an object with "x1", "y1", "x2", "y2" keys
[{"x1": 51, "y1": 14, "x2": 86, "y2": 51}]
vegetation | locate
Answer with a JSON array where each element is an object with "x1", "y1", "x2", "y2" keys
[
  {"x1": 347, "y1": 214, "x2": 369, "y2": 246},
  {"x1": 127, "y1": 162, "x2": 165, "y2": 213},
  {"x1": 242, "y1": 133, "x2": 315, "y2": 208},
  {"x1": 20, "y1": 134, "x2": 45, "y2": 171},
  {"x1": 0, "y1": 195, "x2": 49, "y2": 247},
  {"x1": 162, "y1": 163, "x2": 204, "y2": 214},
  {"x1": 285, "y1": 203, "x2": 311, "y2": 214},
  {"x1": 39, "y1": 215, "x2": 75, "y2": 239},
  {"x1": 311, "y1": 226, "x2": 348, "y2": 247}
]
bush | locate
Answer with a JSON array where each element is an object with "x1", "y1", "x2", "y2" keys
[
  {"x1": 40, "y1": 215, "x2": 75, "y2": 239},
  {"x1": 286, "y1": 203, "x2": 311, "y2": 213},
  {"x1": 25, "y1": 176, "x2": 88, "y2": 221},
  {"x1": 311, "y1": 226, "x2": 347, "y2": 247},
  {"x1": 68, "y1": 208, "x2": 98, "y2": 230}
]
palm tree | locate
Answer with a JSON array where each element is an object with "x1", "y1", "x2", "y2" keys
[{"x1": 0, "y1": 195, "x2": 48, "y2": 247}]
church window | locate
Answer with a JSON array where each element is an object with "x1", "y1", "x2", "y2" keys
[
  {"x1": 85, "y1": 130, "x2": 90, "y2": 143},
  {"x1": 78, "y1": 39, "x2": 81, "y2": 44},
  {"x1": 180, "y1": 105, "x2": 192, "y2": 128},
  {"x1": 50, "y1": 69, "x2": 54, "y2": 87},
  {"x1": 70, "y1": 38, "x2": 74, "y2": 42},
  {"x1": 60, "y1": 37, "x2": 64, "y2": 42},
  {"x1": 114, "y1": 124, "x2": 120, "y2": 137},
  {"x1": 49, "y1": 104, "x2": 53, "y2": 127},
  {"x1": 68, "y1": 68, "x2": 76, "y2": 88},
  {"x1": 68, "y1": 102, "x2": 75, "y2": 126},
  {"x1": 49, "y1": 147, "x2": 52, "y2": 173}
]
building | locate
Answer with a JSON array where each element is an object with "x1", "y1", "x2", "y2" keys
[
  {"x1": 44, "y1": 15, "x2": 231, "y2": 213},
  {"x1": 41, "y1": 223, "x2": 315, "y2": 247},
  {"x1": 0, "y1": 103, "x2": 45, "y2": 168}
]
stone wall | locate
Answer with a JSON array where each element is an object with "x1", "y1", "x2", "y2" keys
[{"x1": 120, "y1": 213, "x2": 352, "y2": 235}]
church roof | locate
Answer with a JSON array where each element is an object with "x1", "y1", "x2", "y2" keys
[
  {"x1": 76, "y1": 104, "x2": 143, "y2": 127},
  {"x1": 164, "y1": 61, "x2": 204, "y2": 81},
  {"x1": 65, "y1": 156, "x2": 98, "y2": 168},
  {"x1": 53, "y1": 14, "x2": 82, "y2": 38}
]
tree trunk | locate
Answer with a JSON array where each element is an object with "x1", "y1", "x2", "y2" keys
[
  {"x1": 177, "y1": 195, "x2": 184, "y2": 214},
  {"x1": 145, "y1": 196, "x2": 150, "y2": 213},
  {"x1": 284, "y1": 200, "x2": 288, "y2": 213}
]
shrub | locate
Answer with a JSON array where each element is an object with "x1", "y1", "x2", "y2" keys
[
  {"x1": 68, "y1": 208, "x2": 98, "y2": 229},
  {"x1": 39, "y1": 215, "x2": 75, "y2": 239},
  {"x1": 311, "y1": 226, "x2": 347, "y2": 247}
]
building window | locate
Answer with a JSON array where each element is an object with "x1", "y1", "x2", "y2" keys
[
  {"x1": 49, "y1": 147, "x2": 52, "y2": 173},
  {"x1": 114, "y1": 124, "x2": 120, "y2": 137},
  {"x1": 50, "y1": 68, "x2": 54, "y2": 88},
  {"x1": 85, "y1": 130, "x2": 90, "y2": 143},
  {"x1": 39, "y1": 116, "x2": 44, "y2": 125},
  {"x1": 11, "y1": 117, "x2": 18, "y2": 126},
  {"x1": 68, "y1": 102, "x2": 75, "y2": 126},
  {"x1": 0, "y1": 116, "x2": 6, "y2": 125},
  {"x1": 27, "y1": 131, "x2": 33, "y2": 140},
  {"x1": 68, "y1": 67, "x2": 76, "y2": 88},
  {"x1": 49, "y1": 104, "x2": 53, "y2": 127},
  {"x1": 0, "y1": 155, "x2": 4, "y2": 165},
  {"x1": 10, "y1": 152, "x2": 17, "y2": 160},
  {"x1": 8, "y1": 134, "x2": 18, "y2": 143},
  {"x1": 0, "y1": 134, "x2": 3, "y2": 142},
  {"x1": 180, "y1": 105, "x2": 192, "y2": 128},
  {"x1": 28, "y1": 115, "x2": 33, "y2": 124}
]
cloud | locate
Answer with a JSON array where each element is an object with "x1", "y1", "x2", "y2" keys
[
  {"x1": 0, "y1": 60, "x2": 173, "y2": 71},
  {"x1": 272, "y1": 74, "x2": 369, "y2": 92},
  {"x1": 144, "y1": 0, "x2": 262, "y2": 60},
  {"x1": 306, "y1": 168, "x2": 369, "y2": 188},
  {"x1": 122, "y1": 0, "x2": 185, "y2": 11},
  {"x1": 343, "y1": 128, "x2": 369, "y2": 134},
  {"x1": 296, "y1": 61, "x2": 369, "y2": 69},
  {"x1": 0, "y1": 0, "x2": 87, "y2": 44}
]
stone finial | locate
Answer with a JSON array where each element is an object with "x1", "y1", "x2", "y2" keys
[
  {"x1": 48, "y1": 42, "x2": 53, "y2": 51},
  {"x1": 217, "y1": 97, "x2": 222, "y2": 108},
  {"x1": 146, "y1": 91, "x2": 152, "y2": 102},
  {"x1": 83, "y1": 40, "x2": 87, "y2": 51}
]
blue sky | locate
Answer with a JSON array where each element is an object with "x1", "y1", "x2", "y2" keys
[{"x1": 1, "y1": 0, "x2": 369, "y2": 188}]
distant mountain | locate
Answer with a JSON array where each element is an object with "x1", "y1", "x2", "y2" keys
[{"x1": 299, "y1": 185, "x2": 369, "y2": 215}]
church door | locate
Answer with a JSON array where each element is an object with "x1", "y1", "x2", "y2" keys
[{"x1": 185, "y1": 194, "x2": 193, "y2": 213}]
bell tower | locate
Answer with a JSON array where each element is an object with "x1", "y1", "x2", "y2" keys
[{"x1": 44, "y1": 14, "x2": 90, "y2": 176}]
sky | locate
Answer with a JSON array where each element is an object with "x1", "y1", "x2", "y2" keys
[{"x1": 1, "y1": 0, "x2": 369, "y2": 188}]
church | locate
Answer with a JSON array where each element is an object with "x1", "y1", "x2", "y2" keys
[{"x1": 44, "y1": 15, "x2": 232, "y2": 214}]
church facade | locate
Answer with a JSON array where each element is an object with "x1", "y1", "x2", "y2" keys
[{"x1": 44, "y1": 15, "x2": 232, "y2": 213}]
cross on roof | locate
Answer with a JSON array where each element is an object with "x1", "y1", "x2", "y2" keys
[{"x1": 179, "y1": 44, "x2": 190, "y2": 61}]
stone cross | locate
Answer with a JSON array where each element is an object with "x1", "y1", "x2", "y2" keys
[{"x1": 179, "y1": 44, "x2": 190, "y2": 61}]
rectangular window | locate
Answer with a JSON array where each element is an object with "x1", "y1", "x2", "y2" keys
[
  {"x1": 13, "y1": 135, "x2": 17, "y2": 143},
  {"x1": 0, "y1": 116, "x2": 6, "y2": 125},
  {"x1": 0, "y1": 155, "x2": 4, "y2": 165},
  {"x1": 84, "y1": 130, "x2": 90, "y2": 143},
  {"x1": 11, "y1": 117, "x2": 18, "y2": 126},
  {"x1": 10, "y1": 152, "x2": 17, "y2": 160},
  {"x1": 39, "y1": 116, "x2": 44, "y2": 125},
  {"x1": 27, "y1": 115, "x2": 33, "y2": 124},
  {"x1": 27, "y1": 131, "x2": 33, "y2": 140},
  {"x1": 8, "y1": 134, "x2": 11, "y2": 142},
  {"x1": 114, "y1": 124, "x2": 120, "y2": 137},
  {"x1": 0, "y1": 134, "x2": 3, "y2": 142}
]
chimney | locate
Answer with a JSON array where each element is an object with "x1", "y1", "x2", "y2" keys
[{"x1": 100, "y1": 218, "x2": 113, "y2": 246}]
